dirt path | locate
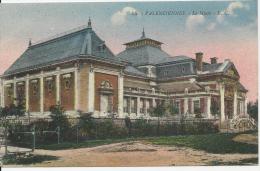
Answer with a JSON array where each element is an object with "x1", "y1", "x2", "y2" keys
[{"x1": 20, "y1": 140, "x2": 256, "y2": 167}]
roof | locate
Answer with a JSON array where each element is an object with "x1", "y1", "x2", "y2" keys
[
  {"x1": 201, "y1": 59, "x2": 239, "y2": 77},
  {"x1": 123, "y1": 37, "x2": 163, "y2": 46},
  {"x1": 124, "y1": 65, "x2": 147, "y2": 77},
  {"x1": 4, "y1": 23, "x2": 120, "y2": 75},
  {"x1": 203, "y1": 63, "x2": 223, "y2": 73},
  {"x1": 159, "y1": 81, "x2": 203, "y2": 93},
  {"x1": 238, "y1": 82, "x2": 248, "y2": 92},
  {"x1": 117, "y1": 45, "x2": 183, "y2": 66}
]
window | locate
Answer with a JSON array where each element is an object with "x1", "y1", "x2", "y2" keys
[
  {"x1": 173, "y1": 101, "x2": 180, "y2": 114},
  {"x1": 163, "y1": 71, "x2": 169, "y2": 76},
  {"x1": 193, "y1": 100, "x2": 200, "y2": 114},
  {"x1": 65, "y1": 79, "x2": 71, "y2": 90},
  {"x1": 140, "y1": 99, "x2": 144, "y2": 113},
  {"x1": 47, "y1": 80, "x2": 54, "y2": 93},
  {"x1": 123, "y1": 98, "x2": 128, "y2": 113},
  {"x1": 131, "y1": 98, "x2": 137, "y2": 114},
  {"x1": 182, "y1": 67, "x2": 185, "y2": 73},
  {"x1": 33, "y1": 84, "x2": 38, "y2": 96},
  {"x1": 7, "y1": 87, "x2": 12, "y2": 97}
]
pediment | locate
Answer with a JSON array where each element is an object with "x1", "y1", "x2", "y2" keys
[{"x1": 224, "y1": 64, "x2": 240, "y2": 79}]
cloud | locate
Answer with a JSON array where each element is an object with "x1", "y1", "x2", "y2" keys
[
  {"x1": 207, "y1": 2, "x2": 250, "y2": 31},
  {"x1": 207, "y1": 22, "x2": 216, "y2": 31},
  {"x1": 185, "y1": 15, "x2": 205, "y2": 31},
  {"x1": 217, "y1": 2, "x2": 250, "y2": 23},
  {"x1": 111, "y1": 7, "x2": 139, "y2": 26}
]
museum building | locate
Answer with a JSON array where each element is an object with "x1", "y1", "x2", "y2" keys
[{"x1": 0, "y1": 19, "x2": 248, "y2": 122}]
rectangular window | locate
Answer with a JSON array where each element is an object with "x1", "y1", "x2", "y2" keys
[
  {"x1": 123, "y1": 98, "x2": 128, "y2": 113},
  {"x1": 140, "y1": 99, "x2": 144, "y2": 113},
  {"x1": 193, "y1": 100, "x2": 200, "y2": 114},
  {"x1": 131, "y1": 98, "x2": 137, "y2": 114},
  {"x1": 174, "y1": 101, "x2": 180, "y2": 114}
]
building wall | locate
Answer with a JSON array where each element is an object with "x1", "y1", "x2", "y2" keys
[
  {"x1": 78, "y1": 63, "x2": 89, "y2": 112},
  {"x1": 94, "y1": 72, "x2": 118, "y2": 112},
  {"x1": 44, "y1": 76, "x2": 56, "y2": 111},
  {"x1": 4, "y1": 83, "x2": 13, "y2": 106},
  {"x1": 60, "y1": 72, "x2": 74, "y2": 111},
  {"x1": 29, "y1": 79, "x2": 40, "y2": 112}
]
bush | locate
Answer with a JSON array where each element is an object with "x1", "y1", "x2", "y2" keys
[
  {"x1": 78, "y1": 113, "x2": 96, "y2": 140},
  {"x1": 132, "y1": 119, "x2": 156, "y2": 137},
  {"x1": 49, "y1": 105, "x2": 71, "y2": 142}
]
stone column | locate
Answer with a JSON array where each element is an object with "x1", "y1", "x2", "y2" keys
[
  {"x1": 25, "y1": 74, "x2": 29, "y2": 111},
  {"x1": 0, "y1": 79, "x2": 4, "y2": 107},
  {"x1": 128, "y1": 97, "x2": 131, "y2": 114},
  {"x1": 207, "y1": 96, "x2": 211, "y2": 119},
  {"x1": 137, "y1": 96, "x2": 140, "y2": 116},
  {"x1": 244, "y1": 98, "x2": 248, "y2": 115},
  {"x1": 56, "y1": 67, "x2": 60, "y2": 105},
  {"x1": 233, "y1": 89, "x2": 237, "y2": 117},
  {"x1": 184, "y1": 98, "x2": 188, "y2": 115},
  {"x1": 40, "y1": 71, "x2": 44, "y2": 113},
  {"x1": 88, "y1": 65, "x2": 95, "y2": 112},
  {"x1": 13, "y1": 77, "x2": 17, "y2": 105},
  {"x1": 152, "y1": 98, "x2": 156, "y2": 108},
  {"x1": 118, "y1": 73, "x2": 124, "y2": 118},
  {"x1": 74, "y1": 66, "x2": 79, "y2": 111},
  {"x1": 220, "y1": 84, "x2": 225, "y2": 122}
]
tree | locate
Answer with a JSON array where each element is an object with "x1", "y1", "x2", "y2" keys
[
  {"x1": 49, "y1": 105, "x2": 69, "y2": 129},
  {"x1": 49, "y1": 105, "x2": 70, "y2": 142},
  {"x1": 150, "y1": 103, "x2": 166, "y2": 135},
  {"x1": 247, "y1": 99, "x2": 258, "y2": 121},
  {"x1": 0, "y1": 104, "x2": 25, "y2": 155}
]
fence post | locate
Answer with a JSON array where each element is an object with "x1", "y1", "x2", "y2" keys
[
  {"x1": 57, "y1": 126, "x2": 60, "y2": 144},
  {"x1": 32, "y1": 125, "x2": 35, "y2": 152},
  {"x1": 4, "y1": 127, "x2": 7, "y2": 155},
  {"x1": 76, "y1": 125, "x2": 79, "y2": 144}
]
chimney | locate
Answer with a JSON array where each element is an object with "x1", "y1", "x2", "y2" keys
[
  {"x1": 195, "y1": 52, "x2": 203, "y2": 72},
  {"x1": 210, "y1": 57, "x2": 218, "y2": 64}
]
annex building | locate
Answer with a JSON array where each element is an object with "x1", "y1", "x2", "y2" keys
[{"x1": 0, "y1": 19, "x2": 248, "y2": 122}]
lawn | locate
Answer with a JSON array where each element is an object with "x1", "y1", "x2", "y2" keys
[
  {"x1": 37, "y1": 131, "x2": 258, "y2": 154},
  {"x1": 146, "y1": 131, "x2": 258, "y2": 154}
]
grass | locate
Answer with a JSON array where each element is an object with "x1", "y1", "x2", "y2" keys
[
  {"x1": 146, "y1": 132, "x2": 258, "y2": 154},
  {"x1": 208, "y1": 157, "x2": 258, "y2": 165},
  {"x1": 37, "y1": 138, "x2": 135, "y2": 150},
  {"x1": 2, "y1": 154, "x2": 59, "y2": 165},
  {"x1": 36, "y1": 131, "x2": 258, "y2": 155}
]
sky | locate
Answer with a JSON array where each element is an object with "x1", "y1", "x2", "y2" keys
[{"x1": 0, "y1": 0, "x2": 258, "y2": 101}]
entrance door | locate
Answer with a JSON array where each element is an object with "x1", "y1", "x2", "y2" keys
[{"x1": 225, "y1": 99, "x2": 233, "y2": 119}]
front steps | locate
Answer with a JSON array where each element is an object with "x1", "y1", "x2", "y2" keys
[{"x1": 220, "y1": 114, "x2": 257, "y2": 132}]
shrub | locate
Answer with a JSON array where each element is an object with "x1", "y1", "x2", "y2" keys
[
  {"x1": 78, "y1": 113, "x2": 96, "y2": 140},
  {"x1": 124, "y1": 116, "x2": 132, "y2": 136},
  {"x1": 49, "y1": 105, "x2": 71, "y2": 142},
  {"x1": 132, "y1": 119, "x2": 156, "y2": 137}
]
